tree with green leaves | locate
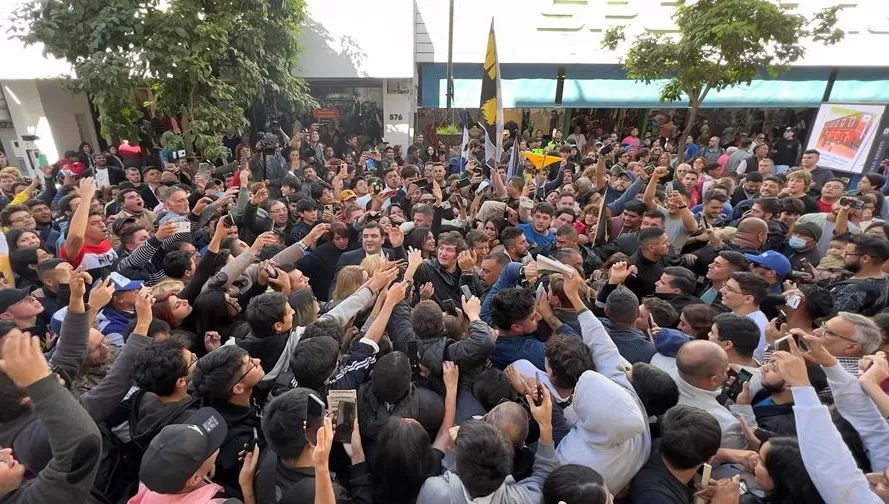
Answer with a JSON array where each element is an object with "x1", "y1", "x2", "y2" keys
[
  {"x1": 12, "y1": 0, "x2": 316, "y2": 160},
  {"x1": 602, "y1": 0, "x2": 844, "y2": 142}
]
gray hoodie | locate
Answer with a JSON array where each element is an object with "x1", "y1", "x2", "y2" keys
[
  {"x1": 415, "y1": 442, "x2": 558, "y2": 503},
  {"x1": 0, "y1": 376, "x2": 102, "y2": 503}
]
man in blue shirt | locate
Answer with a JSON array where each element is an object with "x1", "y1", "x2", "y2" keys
[{"x1": 519, "y1": 202, "x2": 556, "y2": 252}]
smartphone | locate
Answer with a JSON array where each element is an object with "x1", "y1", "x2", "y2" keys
[
  {"x1": 457, "y1": 177, "x2": 472, "y2": 189},
  {"x1": 599, "y1": 143, "x2": 614, "y2": 156},
  {"x1": 460, "y1": 285, "x2": 473, "y2": 301},
  {"x1": 646, "y1": 312, "x2": 657, "y2": 342},
  {"x1": 416, "y1": 179, "x2": 432, "y2": 191},
  {"x1": 442, "y1": 299, "x2": 458, "y2": 316},
  {"x1": 534, "y1": 371, "x2": 543, "y2": 406},
  {"x1": 775, "y1": 308, "x2": 788, "y2": 326},
  {"x1": 644, "y1": 164, "x2": 655, "y2": 175},
  {"x1": 723, "y1": 368, "x2": 753, "y2": 401},
  {"x1": 222, "y1": 212, "x2": 235, "y2": 227},
  {"x1": 245, "y1": 427, "x2": 259, "y2": 453},
  {"x1": 694, "y1": 463, "x2": 712, "y2": 504},
  {"x1": 175, "y1": 220, "x2": 191, "y2": 234},
  {"x1": 840, "y1": 196, "x2": 865, "y2": 210},
  {"x1": 333, "y1": 401, "x2": 356, "y2": 444},
  {"x1": 265, "y1": 262, "x2": 278, "y2": 279},
  {"x1": 772, "y1": 333, "x2": 810, "y2": 353},
  {"x1": 407, "y1": 340, "x2": 421, "y2": 376},
  {"x1": 665, "y1": 181, "x2": 674, "y2": 194},
  {"x1": 198, "y1": 162, "x2": 210, "y2": 177},
  {"x1": 476, "y1": 180, "x2": 491, "y2": 194},
  {"x1": 365, "y1": 211, "x2": 382, "y2": 223},
  {"x1": 371, "y1": 180, "x2": 383, "y2": 194},
  {"x1": 786, "y1": 294, "x2": 801, "y2": 309},
  {"x1": 535, "y1": 283, "x2": 546, "y2": 302},
  {"x1": 305, "y1": 393, "x2": 326, "y2": 446}
]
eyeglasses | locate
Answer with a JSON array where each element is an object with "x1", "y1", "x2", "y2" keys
[
  {"x1": 232, "y1": 359, "x2": 259, "y2": 390},
  {"x1": 188, "y1": 353, "x2": 198, "y2": 368},
  {"x1": 815, "y1": 322, "x2": 858, "y2": 345}
]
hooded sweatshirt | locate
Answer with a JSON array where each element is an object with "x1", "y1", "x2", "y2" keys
[
  {"x1": 556, "y1": 370, "x2": 648, "y2": 494},
  {"x1": 127, "y1": 482, "x2": 238, "y2": 504}
]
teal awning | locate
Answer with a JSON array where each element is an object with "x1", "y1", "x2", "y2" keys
[
  {"x1": 421, "y1": 63, "x2": 841, "y2": 108},
  {"x1": 828, "y1": 69, "x2": 889, "y2": 103}
]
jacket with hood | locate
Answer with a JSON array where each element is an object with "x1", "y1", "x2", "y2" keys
[
  {"x1": 387, "y1": 300, "x2": 495, "y2": 391},
  {"x1": 415, "y1": 441, "x2": 559, "y2": 504},
  {"x1": 127, "y1": 482, "x2": 240, "y2": 504},
  {"x1": 0, "y1": 376, "x2": 102, "y2": 504},
  {"x1": 648, "y1": 328, "x2": 691, "y2": 376},
  {"x1": 557, "y1": 309, "x2": 652, "y2": 495}
]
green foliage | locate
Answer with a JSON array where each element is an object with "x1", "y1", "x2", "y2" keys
[
  {"x1": 12, "y1": 0, "x2": 317, "y2": 157},
  {"x1": 602, "y1": 0, "x2": 844, "y2": 137}
]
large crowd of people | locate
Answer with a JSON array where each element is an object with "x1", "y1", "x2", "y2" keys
[{"x1": 1, "y1": 120, "x2": 889, "y2": 504}]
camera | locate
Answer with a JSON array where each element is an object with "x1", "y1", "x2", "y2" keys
[{"x1": 256, "y1": 132, "x2": 280, "y2": 155}]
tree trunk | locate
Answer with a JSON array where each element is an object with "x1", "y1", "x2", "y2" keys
[{"x1": 679, "y1": 99, "x2": 700, "y2": 146}]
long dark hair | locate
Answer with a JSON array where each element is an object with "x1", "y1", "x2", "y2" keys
[
  {"x1": 763, "y1": 438, "x2": 825, "y2": 504},
  {"x1": 371, "y1": 417, "x2": 435, "y2": 504},
  {"x1": 406, "y1": 227, "x2": 432, "y2": 257},
  {"x1": 193, "y1": 291, "x2": 240, "y2": 355},
  {"x1": 543, "y1": 464, "x2": 609, "y2": 504}
]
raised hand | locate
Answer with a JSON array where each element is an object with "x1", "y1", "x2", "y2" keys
[
  {"x1": 369, "y1": 262, "x2": 399, "y2": 292},
  {"x1": 305, "y1": 223, "x2": 331, "y2": 245},
  {"x1": 77, "y1": 177, "x2": 97, "y2": 199},
  {"x1": 68, "y1": 267, "x2": 92, "y2": 300},
  {"x1": 88, "y1": 276, "x2": 116, "y2": 311},
  {"x1": 249, "y1": 186, "x2": 269, "y2": 206},
  {"x1": 442, "y1": 361, "x2": 459, "y2": 392},
  {"x1": 0, "y1": 331, "x2": 52, "y2": 388},
  {"x1": 457, "y1": 250, "x2": 475, "y2": 272},
  {"x1": 250, "y1": 232, "x2": 278, "y2": 255},
  {"x1": 608, "y1": 261, "x2": 637, "y2": 285},
  {"x1": 134, "y1": 288, "x2": 154, "y2": 327},
  {"x1": 312, "y1": 417, "x2": 334, "y2": 465},
  {"x1": 461, "y1": 294, "x2": 481, "y2": 321},
  {"x1": 419, "y1": 281, "x2": 435, "y2": 300},
  {"x1": 387, "y1": 224, "x2": 404, "y2": 248},
  {"x1": 155, "y1": 221, "x2": 179, "y2": 241}
]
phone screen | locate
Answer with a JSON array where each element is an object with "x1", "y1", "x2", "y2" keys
[
  {"x1": 460, "y1": 285, "x2": 473, "y2": 301},
  {"x1": 407, "y1": 340, "x2": 421, "y2": 375},
  {"x1": 305, "y1": 394, "x2": 325, "y2": 446},
  {"x1": 334, "y1": 401, "x2": 356, "y2": 444},
  {"x1": 534, "y1": 372, "x2": 542, "y2": 406}
]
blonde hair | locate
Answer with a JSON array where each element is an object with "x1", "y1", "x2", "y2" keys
[
  {"x1": 332, "y1": 265, "x2": 366, "y2": 303},
  {"x1": 360, "y1": 254, "x2": 382, "y2": 277},
  {"x1": 787, "y1": 169, "x2": 812, "y2": 186},
  {"x1": 151, "y1": 279, "x2": 184, "y2": 297}
]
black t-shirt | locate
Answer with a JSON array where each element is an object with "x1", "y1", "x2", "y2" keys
[
  {"x1": 797, "y1": 195, "x2": 822, "y2": 215},
  {"x1": 630, "y1": 452, "x2": 695, "y2": 504}
]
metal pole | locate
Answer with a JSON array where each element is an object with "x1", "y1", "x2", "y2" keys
[{"x1": 446, "y1": 0, "x2": 455, "y2": 110}]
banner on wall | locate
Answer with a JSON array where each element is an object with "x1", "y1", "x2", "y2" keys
[{"x1": 806, "y1": 103, "x2": 888, "y2": 174}]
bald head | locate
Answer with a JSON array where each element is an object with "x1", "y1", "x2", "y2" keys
[
  {"x1": 486, "y1": 401, "x2": 529, "y2": 449},
  {"x1": 737, "y1": 217, "x2": 768, "y2": 236},
  {"x1": 677, "y1": 340, "x2": 728, "y2": 390}
]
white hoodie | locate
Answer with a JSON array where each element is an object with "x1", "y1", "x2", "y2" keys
[{"x1": 556, "y1": 310, "x2": 650, "y2": 494}]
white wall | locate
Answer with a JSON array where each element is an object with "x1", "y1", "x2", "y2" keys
[
  {"x1": 297, "y1": 0, "x2": 414, "y2": 78},
  {"x1": 1, "y1": 80, "x2": 57, "y2": 170},
  {"x1": 383, "y1": 80, "x2": 413, "y2": 147},
  {"x1": 415, "y1": 0, "x2": 889, "y2": 67},
  {"x1": 36, "y1": 80, "x2": 98, "y2": 155}
]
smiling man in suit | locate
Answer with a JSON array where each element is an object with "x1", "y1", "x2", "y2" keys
[{"x1": 334, "y1": 221, "x2": 406, "y2": 276}]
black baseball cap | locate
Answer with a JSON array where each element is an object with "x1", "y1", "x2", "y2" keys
[
  {"x1": 139, "y1": 408, "x2": 228, "y2": 494},
  {"x1": 0, "y1": 288, "x2": 30, "y2": 313}
]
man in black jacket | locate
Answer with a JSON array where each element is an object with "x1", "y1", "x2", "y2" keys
[
  {"x1": 295, "y1": 222, "x2": 351, "y2": 301},
  {"x1": 190, "y1": 345, "x2": 265, "y2": 500}
]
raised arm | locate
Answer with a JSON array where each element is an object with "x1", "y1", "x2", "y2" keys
[
  {"x1": 0, "y1": 332, "x2": 102, "y2": 504},
  {"x1": 432, "y1": 362, "x2": 459, "y2": 452},
  {"x1": 49, "y1": 268, "x2": 91, "y2": 380},
  {"x1": 642, "y1": 166, "x2": 662, "y2": 211},
  {"x1": 62, "y1": 177, "x2": 97, "y2": 261},
  {"x1": 564, "y1": 265, "x2": 631, "y2": 390}
]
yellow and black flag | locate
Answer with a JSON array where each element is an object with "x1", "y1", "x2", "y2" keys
[{"x1": 479, "y1": 18, "x2": 503, "y2": 176}]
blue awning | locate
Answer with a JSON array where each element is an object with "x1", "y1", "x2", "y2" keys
[{"x1": 420, "y1": 63, "x2": 840, "y2": 108}]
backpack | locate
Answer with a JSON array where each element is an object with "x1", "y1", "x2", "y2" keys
[
  {"x1": 253, "y1": 452, "x2": 317, "y2": 504},
  {"x1": 90, "y1": 390, "x2": 197, "y2": 504}
]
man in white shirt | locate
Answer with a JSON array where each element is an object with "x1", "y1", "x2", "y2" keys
[
  {"x1": 719, "y1": 271, "x2": 770, "y2": 360},
  {"x1": 567, "y1": 126, "x2": 587, "y2": 153}
]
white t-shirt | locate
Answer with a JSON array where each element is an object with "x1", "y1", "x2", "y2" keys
[
  {"x1": 748, "y1": 310, "x2": 769, "y2": 360},
  {"x1": 658, "y1": 205, "x2": 693, "y2": 251}
]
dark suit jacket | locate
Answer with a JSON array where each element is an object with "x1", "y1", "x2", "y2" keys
[{"x1": 333, "y1": 245, "x2": 406, "y2": 284}]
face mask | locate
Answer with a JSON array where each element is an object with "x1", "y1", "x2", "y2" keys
[{"x1": 788, "y1": 235, "x2": 807, "y2": 250}]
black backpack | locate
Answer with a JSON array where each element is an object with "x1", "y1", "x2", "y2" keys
[{"x1": 90, "y1": 390, "x2": 197, "y2": 504}]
